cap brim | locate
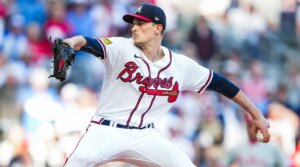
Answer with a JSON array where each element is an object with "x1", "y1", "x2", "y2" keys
[{"x1": 123, "y1": 14, "x2": 152, "y2": 24}]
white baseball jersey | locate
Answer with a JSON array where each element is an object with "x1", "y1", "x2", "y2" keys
[
  {"x1": 64, "y1": 37, "x2": 213, "y2": 167},
  {"x1": 93, "y1": 37, "x2": 213, "y2": 128}
]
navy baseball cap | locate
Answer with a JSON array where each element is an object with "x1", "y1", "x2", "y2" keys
[{"x1": 123, "y1": 4, "x2": 166, "y2": 30}]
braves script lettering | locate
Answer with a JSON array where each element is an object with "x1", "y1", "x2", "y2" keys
[
  {"x1": 117, "y1": 61, "x2": 173, "y2": 89},
  {"x1": 117, "y1": 61, "x2": 179, "y2": 102}
]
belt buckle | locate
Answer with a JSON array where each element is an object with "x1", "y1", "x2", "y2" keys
[
  {"x1": 128, "y1": 126, "x2": 140, "y2": 129},
  {"x1": 128, "y1": 124, "x2": 152, "y2": 130},
  {"x1": 99, "y1": 120, "x2": 154, "y2": 130}
]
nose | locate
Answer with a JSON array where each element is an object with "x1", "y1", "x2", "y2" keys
[{"x1": 131, "y1": 24, "x2": 138, "y2": 32}]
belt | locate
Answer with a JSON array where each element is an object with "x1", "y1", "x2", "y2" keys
[{"x1": 91, "y1": 118, "x2": 154, "y2": 130}]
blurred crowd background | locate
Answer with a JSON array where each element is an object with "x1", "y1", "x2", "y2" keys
[{"x1": 0, "y1": 0, "x2": 300, "y2": 166}]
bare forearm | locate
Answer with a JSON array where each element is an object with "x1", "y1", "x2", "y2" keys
[
  {"x1": 232, "y1": 90, "x2": 270, "y2": 142},
  {"x1": 231, "y1": 90, "x2": 261, "y2": 119},
  {"x1": 63, "y1": 35, "x2": 86, "y2": 50}
]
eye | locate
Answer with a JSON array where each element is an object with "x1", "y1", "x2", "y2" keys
[
  {"x1": 133, "y1": 22, "x2": 142, "y2": 26},
  {"x1": 133, "y1": 20, "x2": 146, "y2": 26}
]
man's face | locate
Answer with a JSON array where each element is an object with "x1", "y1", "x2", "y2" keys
[{"x1": 131, "y1": 19, "x2": 159, "y2": 46}]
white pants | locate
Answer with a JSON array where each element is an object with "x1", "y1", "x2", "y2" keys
[{"x1": 64, "y1": 123, "x2": 195, "y2": 167}]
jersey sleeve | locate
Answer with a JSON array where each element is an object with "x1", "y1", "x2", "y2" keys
[
  {"x1": 181, "y1": 57, "x2": 213, "y2": 93},
  {"x1": 95, "y1": 37, "x2": 128, "y2": 68}
]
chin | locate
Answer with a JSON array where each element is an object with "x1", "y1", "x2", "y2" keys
[{"x1": 133, "y1": 40, "x2": 142, "y2": 47}]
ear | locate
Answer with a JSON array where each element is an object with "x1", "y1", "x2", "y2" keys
[{"x1": 155, "y1": 24, "x2": 163, "y2": 35}]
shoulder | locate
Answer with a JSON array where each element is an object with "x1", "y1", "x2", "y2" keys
[
  {"x1": 97, "y1": 37, "x2": 133, "y2": 46},
  {"x1": 167, "y1": 48, "x2": 199, "y2": 66},
  {"x1": 96, "y1": 37, "x2": 138, "y2": 54},
  {"x1": 109, "y1": 37, "x2": 132, "y2": 42}
]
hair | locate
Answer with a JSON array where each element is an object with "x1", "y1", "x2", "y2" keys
[
  {"x1": 152, "y1": 23, "x2": 165, "y2": 36},
  {"x1": 161, "y1": 29, "x2": 165, "y2": 36}
]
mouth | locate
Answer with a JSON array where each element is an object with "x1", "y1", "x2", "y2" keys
[{"x1": 132, "y1": 35, "x2": 139, "y2": 42}]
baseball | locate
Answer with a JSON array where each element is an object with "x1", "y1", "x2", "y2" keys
[{"x1": 256, "y1": 130, "x2": 264, "y2": 142}]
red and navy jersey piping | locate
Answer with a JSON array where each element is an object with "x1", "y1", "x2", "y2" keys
[
  {"x1": 138, "y1": 49, "x2": 173, "y2": 127},
  {"x1": 96, "y1": 37, "x2": 107, "y2": 60},
  {"x1": 197, "y1": 69, "x2": 213, "y2": 93}
]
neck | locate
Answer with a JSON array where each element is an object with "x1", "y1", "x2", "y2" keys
[{"x1": 138, "y1": 39, "x2": 164, "y2": 62}]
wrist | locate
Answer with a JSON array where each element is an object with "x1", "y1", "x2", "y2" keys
[
  {"x1": 63, "y1": 36, "x2": 86, "y2": 50},
  {"x1": 63, "y1": 39, "x2": 75, "y2": 49}
]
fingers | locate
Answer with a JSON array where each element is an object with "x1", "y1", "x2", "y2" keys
[
  {"x1": 248, "y1": 127, "x2": 258, "y2": 142},
  {"x1": 262, "y1": 129, "x2": 271, "y2": 142},
  {"x1": 259, "y1": 125, "x2": 271, "y2": 143},
  {"x1": 255, "y1": 116, "x2": 271, "y2": 143},
  {"x1": 245, "y1": 113, "x2": 271, "y2": 143}
]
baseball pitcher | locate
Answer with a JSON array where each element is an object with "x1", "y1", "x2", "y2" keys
[{"x1": 49, "y1": 4, "x2": 271, "y2": 167}]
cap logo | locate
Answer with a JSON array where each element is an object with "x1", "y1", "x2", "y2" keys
[
  {"x1": 155, "y1": 17, "x2": 159, "y2": 21},
  {"x1": 136, "y1": 6, "x2": 143, "y2": 13}
]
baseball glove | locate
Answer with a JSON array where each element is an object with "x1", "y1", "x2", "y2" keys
[{"x1": 49, "y1": 38, "x2": 75, "y2": 82}]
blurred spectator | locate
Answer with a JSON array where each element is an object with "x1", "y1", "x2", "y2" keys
[
  {"x1": 20, "y1": 68, "x2": 61, "y2": 138},
  {"x1": 222, "y1": 136, "x2": 290, "y2": 167},
  {"x1": 167, "y1": 110, "x2": 196, "y2": 160},
  {"x1": 64, "y1": 0, "x2": 100, "y2": 87},
  {"x1": 188, "y1": 15, "x2": 216, "y2": 66},
  {"x1": 220, "y1": 50, "x2": 242, "y2": 84},
  {"x1": 241, "y1": 60, "x2": 269, "y2": 114},
  {"x1": 0, "y1": 70, "x2": 20, "y2": 128},
  {"x1": 226, "y1": 4, "x2": 251, "y2": 52},
  {"x1": 163, "y1": 29, "x2": 183, "y2": 53},
  {"x1": 55, "y1": 83, "x2": 94, "y2": 136},
  {"x1": 280, "y1": 0, "x2": 298, "y2": 47},
  {"x1": 210, "y1": 11, "x2": 232, "y2": 56},
  {"x1": 8, "y1": 151, "x2": 33, "y2": 167},
  {"x1": 0, "y1": 59, "x2": 29, "y2": 133},
  {"x1": 157, "y1": 0, "x2": 179, "y2": 32},
  {"x1": 267, "y1": 102, "x2": 300, "y2": 156},
  {"x1": 66, "y1": 0, "x2": 93, "y2": 36},
  {"x1": 227, "y1": 3, "x2": 267, "y2": 57},
  {"x1": 110, "y1": 0, "x2": 133, "y2": 36},
  {"x1": 221, "y1": 113, "x2": 290, "y2": 167},
  {"x1": 218, "y1": 96, "x2": 247, "y2": 152},
  {"x1": 54, "y1": 83, "x2": 95, "y2": 158},
  {"x1": 271, "y1": 82, "x2": 297, "y2": 112},
  {"x1": 26, "y1": 22, "x2": 52, "y2": 64},
  {"x1": 243, "y1": 4, "x2": 268, "y2": 58},
  {"x1": 29, "y1": 122, "x2": 65, "y2": 166},
  {"x1": 0, "y1": 124, "x2": 33, "y2": 167},
  {"x1": 193, "y1": 96, "x2": 224, "y2": 167},
  {"x1": 89, "y1": 0, "x2": 114, "y2": 37},
  {"x1": 286, "y1": 65, "x2": 300, "y2": 116},
  {"x1": 3, "y1": 14, "x2": 28, "y2": 61},
  {"x1": 181, "y1": 41, "x2": 198, "y2": 60},
  {"x1": 5, "y1": 0, "x2": 20, "y2": 16},
  {"x1": 45, "y1": 0, "x2": 72, "y2": 39},
  {"x1": 17, "y1": 0, "x2": 46, "y2": 26}
]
